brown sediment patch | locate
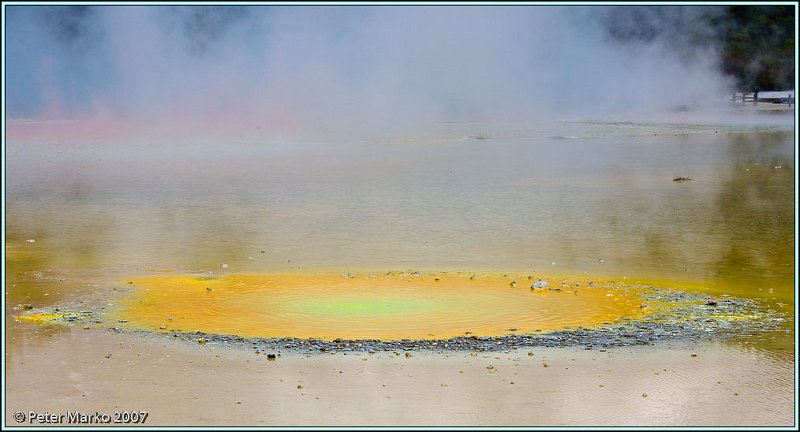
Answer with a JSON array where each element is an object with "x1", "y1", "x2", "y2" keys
[{"x1": 110, "y1": 273, "x2": 650, "y2": 341}]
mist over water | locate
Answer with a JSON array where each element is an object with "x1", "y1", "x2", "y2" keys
[
  {"x1": 6, "y1": 5, "x2": 740, "y2": 142},
  {"x1": 5, "y1": 6, "x2": 795, "y2": 334}
]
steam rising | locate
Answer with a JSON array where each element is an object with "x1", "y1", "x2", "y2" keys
[{"x1": 6, "y1": 5, "x2": 733, "y2": 141}]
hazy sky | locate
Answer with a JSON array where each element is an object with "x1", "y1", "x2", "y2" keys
[{"x1": 5, "y1": 5, "x2": 732, "y2": 140}]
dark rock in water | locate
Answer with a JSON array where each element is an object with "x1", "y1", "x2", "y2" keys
[{"x1": 673, "y1": 176, "x2": 692, "y2": 183}]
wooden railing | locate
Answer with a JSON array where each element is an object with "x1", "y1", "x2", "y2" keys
[{"x1": 731, "y1": 91, "x2": 794, "y2": 107}]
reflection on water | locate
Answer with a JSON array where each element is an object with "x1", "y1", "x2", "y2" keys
[
  {"x1": 592, "y1": 132, "x2": 794, "y2": 304},
  {"x1": 5, "y1": 121, "x2": 795, "y2": 345}
]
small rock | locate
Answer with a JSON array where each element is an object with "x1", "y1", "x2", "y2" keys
[
  {"x1": 510, "y1": 281, "x2": 517, "y2": 287},
  {"x1": 220, "y1": 263, "x2": 229, "y2": 269},
  {"x1": 642, "y1": 393, "x2": 648, "y2": 398},
  {"x1": 159, "y1": 326, "x2": 167, "y2": 330},
  {"x1": 198, "y1": 338, "x2": 207, "y2": 345},
  {"x1": 405, "y1": 352, "x2": 412, "y2": 358},
  {"x1": 267, "y1": 354, "x2": 277, "y2": 361},
  {"x1": 22, "y1": 304, "x2": 33, "y2": 310},
  {"x1": 105, "y1": 354, "x2": 112, "y2": 358}
]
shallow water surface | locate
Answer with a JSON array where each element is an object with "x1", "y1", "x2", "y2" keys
[{"x1": 6, "y1": 120, "x2": 795, "y2": 345}]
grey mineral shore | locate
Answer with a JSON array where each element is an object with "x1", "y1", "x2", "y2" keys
[{"x1": 23, "y1": 288, "x2": 784, "y2": 355}]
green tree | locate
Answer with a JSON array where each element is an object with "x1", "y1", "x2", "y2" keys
[
  {"x1": 601, "y1": 5, "x2": 795, "y2": 91},
  {"x1": 717, "y1": 5, "x2": 794, "y2": 91}
]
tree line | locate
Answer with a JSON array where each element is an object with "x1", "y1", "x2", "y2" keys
[{"x1": 601, "y1": 5, "x2": 795, "y2": 92}]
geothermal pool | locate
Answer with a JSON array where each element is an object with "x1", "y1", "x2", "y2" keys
[
  {"x1": 111, "y1": 273, "x2": 646, "y2": 340},
  {"x1": 6, "y1": 120, "x2": 795, "y2": 347}
]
